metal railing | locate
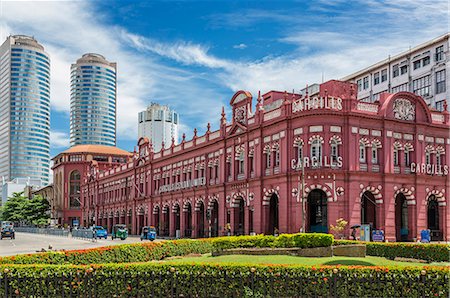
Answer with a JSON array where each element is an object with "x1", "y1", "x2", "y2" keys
[
  {"x1": 71, "y1": 229, "x2": 94, "y2": 240},
  {"x1": 0, "y1": 269, "x2": 446, "y2": 297},
  {"x1": 14, "y1": 227, "x2": 69, "y2": 237}
]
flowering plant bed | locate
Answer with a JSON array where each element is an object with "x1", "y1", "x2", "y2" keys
[
  {"x1": 334, "y1": 240, "x2": 450, "y2": 262},
  {"x1": 0, "y1": 239, "x2": 213, "y2": 265},
  {"x1": 0, "y1": 263, "x2": 447, "y2": 297}
]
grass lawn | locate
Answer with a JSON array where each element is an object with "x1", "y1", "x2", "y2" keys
[{"x1": 163, "y1": 254, "x2": 449, "y2": 267}]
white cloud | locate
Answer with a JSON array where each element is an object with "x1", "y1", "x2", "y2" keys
[
  {"x1": 50, "y1": 130, "x2": 70, "y2": 149},
  {"x1": 2, "y1": 0, "x2": 447, "y2": 149},
  {"x1": 233, "y1": 43, "x2": 247, "y2": 49},
  {"x1": 1, "y1": 1, "x2": 229, "y2": 145}
]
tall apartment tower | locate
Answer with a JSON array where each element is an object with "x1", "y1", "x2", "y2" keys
[
  {"x1": 0, "y1": 35, "x2": 51, "y2": 190},
  {"x1": 70, "y1": 53, "x2": 117, "y2": 146},
  {"x1": 138, "y1": 103, "x2": 179, "y2": 152},
  {"x1": 341, "y1": 33, "x2": 449, "y2": 111}
]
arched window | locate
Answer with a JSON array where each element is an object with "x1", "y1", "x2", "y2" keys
[
  {"x1": 266, "y1": 151, "x2": 271, "y2": 169},
  {"x1": 238, "y1": 151, "x2": 245, "y2": 175},
  {"x1": 425, "y1": 152, "x2": 431, "y2": 165},
  {"x1": 393, "y1": 142, "x2": 403, "y2": 167},
  {"x1": 273, "y1": 144, "x2": 280, "y2": 167},
  {"x1": 425, "y1": 145, "x2": 435, "y2": 165},
  {"x1": 436, "y1": 146, "x2": 444, "y2": 168},
  {"x1": 393, "y1": 148, "x2": 399, "y2": 166},
  {"x1": 371, "y1": 144, "x2": 378, "y2": 164},
  {"x1": 298, "y1": 145, "x2": 303, "y2": 160},
  {"x1": 359, "y1": 141, "x2": 366, "y2": 163},
  {"x1": 69, "y1": 170, "x2": 81, "y2": 209},
  {"x1": 403, "y1": 143, "x2": 414, "y2": 167},
  {"x1": 330, "y1": 140, "x2": 339, "y2": 162},
  {"x1": 311, "y1": 139, "x2": 322, "y2": 163}
]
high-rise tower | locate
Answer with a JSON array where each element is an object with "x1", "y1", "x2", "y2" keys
[
  {"x1": 70, "y1": 53, "x2": 117, "y2": 146},
  {"x1": 0, "y1": 35, "x2": 51, "y2": 189},
  {"x1": 138, "y1": 103, "x2": 179, "y2": 152}
]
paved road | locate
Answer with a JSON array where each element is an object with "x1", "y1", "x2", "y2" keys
[{"x1": 0, "y1": 232, "x2": 159, "y2": 256}]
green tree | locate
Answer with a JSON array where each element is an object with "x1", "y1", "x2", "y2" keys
[
  {"x1": 24, "y1": 194, "x2": 50, "y2": 226},
  {"x1": 2, "y1": 192, "x2": 50, "y2": 225},
  {"x1": 2, "y1": 192, "x2": 28, "y2": 223}
]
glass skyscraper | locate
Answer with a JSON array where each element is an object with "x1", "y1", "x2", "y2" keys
[
  {"x1": 0, "y1": 35, "x2": 51, "y2": 188},
  {"x1": 70, "y1": 53, "x2": 117, "y2": 146}
]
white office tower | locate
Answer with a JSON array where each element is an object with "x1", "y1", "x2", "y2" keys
[
  {"x1": 138, "y1": 103, "x2": 179, "y2": 152},
  {"x1": 0, "y1": 35, "x2": 51, "y2": 194},
  {"x1": 341, "y1": 33, "x2": 449, "y2": 111}
]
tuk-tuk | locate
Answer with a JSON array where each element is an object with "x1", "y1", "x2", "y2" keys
[
  {"x1": 111, "y1": 224, "x2": 128, "y2": 240},
  {"x1": 140, "y1": 226, "x2": 156, "y2": 241}
]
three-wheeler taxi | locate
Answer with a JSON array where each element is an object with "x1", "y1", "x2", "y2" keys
[
  {"x1": 111, "y1": 224, "x2": 128, "y2": 240},
  {"x1": 140, "y1": 226, "x2": 156, "y2": 241}
]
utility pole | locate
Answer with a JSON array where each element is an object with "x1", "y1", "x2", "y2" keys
[
  {"x1": 301, "y1": 158, "x2": 306, "y2": 233},
  {"x1": 294, "y1": 158, "x2": 306, "y2": 233}
]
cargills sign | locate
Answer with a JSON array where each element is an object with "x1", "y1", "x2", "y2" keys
[
  {"x1": 410, "y1": 163, "x2": 448, "y2": 176},
  {"x1": 291, "y1": 156, "x2": 343, "y2": 169},
  {"x1": 292, "y1": 96, "x2": 343, "y2": 113},
  {"x1": 158, "y1": 177, "x2": 206, "y2": 193}
]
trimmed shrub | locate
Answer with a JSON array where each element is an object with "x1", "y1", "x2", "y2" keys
[
  {"x1": 0, "y1": 239, "x2": 213, "y2": 265},
  {"x1": 334, "y1": 240, "x2": 450, "y2": 262},
  {"x1": 212, "y1": 233, "x2": 333, "y2": 252},
  {"x1": 0, "y1": 263, "x2": 447, "y2": 297}
]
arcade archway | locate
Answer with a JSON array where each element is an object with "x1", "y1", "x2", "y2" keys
[
  {"x1": 184, "y1": 202, "x2": 192, "y2": 237},
  {"x1": 197, "y1": 201, "x2": 205, "y2": 238},
  {"x1": 210, "y1": 200, "x2": 219, "y2": 237},
  {"x1": 268, "y1": 194, "x2": 279, "y2": 235},
  {"x1": 234, "y1": 197, "x2": 245, "y2": 235},
  {"x1": 361, "y1": 191, "x2": 377, "y2": 230},
  {"x1": 162, "y1": 205, "x2": 170, "y2": 237},
  {"x1": 427, "y1": 195, "x2": 442, "y2": 241},
  {"x1": 173, "y1": 204, "x2": 181, "y2": 237},
  {"x1": 307, "y1": 189, "x2": 328, "y2": 233},
  {"x1": 395, "y1": 193, "x2": 408, "y2": 241}
]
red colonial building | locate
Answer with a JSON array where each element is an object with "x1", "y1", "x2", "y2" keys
[
  {"x1": 81, "y1": 80, "x2": 450, "y2": 241},
  {"x1": 52, "y1": 145, "x2": 132, "y2": 226}
]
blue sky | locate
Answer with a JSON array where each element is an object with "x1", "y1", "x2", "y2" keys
[{"x1": 0, "y1": 0, "x2": 447, "y2": 158}]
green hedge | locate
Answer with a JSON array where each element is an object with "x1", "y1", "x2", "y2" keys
[
  {"x1": 212, "y1": 233, "x2": 333, "y2": 252},
  {"x1": 0, "y1": 239, "x2": 213, "y2": 265},
  {"x1": 334, "y1": 240, "x2": 450, "y2": 262},
  {"x1": 0, "y1": 263, "x2": 447, "y2": 297}
]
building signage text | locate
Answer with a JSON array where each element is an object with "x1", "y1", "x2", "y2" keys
[
  {"x1": 292, "y1": 96, "x2": 343, "y2": 113},
  {"x1": 410, "y1": 163, "x2": 448, "y2": 176},
  {"x1": 291, "y1": 156, "x2": 343, "y2": 169},
  {"x1": 158, "y1": 177, "x2": 206, "y2": 193}
]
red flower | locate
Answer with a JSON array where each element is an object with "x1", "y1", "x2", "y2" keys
[{"x1": 323, "y1": 278, "x2": 328, "y2": 282}]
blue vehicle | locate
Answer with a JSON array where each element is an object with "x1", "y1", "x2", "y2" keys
[
  {"x1": 92, "y1": 226, "x2": 108, "y2": 239},
  {"x1": 140, "y1": 226, "x2": 156, "y2": 241}
]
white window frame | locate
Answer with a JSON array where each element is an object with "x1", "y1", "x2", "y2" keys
[
  {"x1": 266, "y1": 152, "x2": 271, "y2": 169},
  {"x1": 274, "y1": 149, "x2": 280, "y2": 167},
  {"x1": 330, "y1": 140, "x2": 339, "y2": 162},
  {"x1": 371, "y1": 146, "x2": 378, "y2": 164},
  {"x1": 359, "y1": 143, "x2": 366, "y2": 163},
  {"x1": 297, "y1": 145, "x2": 303, "y2": 160},
  {"x1": 393, "y1": 149, "x2": 399, "y2": 166},
  {"x1": 425, "y1": 152, "x2": 431, "y2": 165},
  {"x1": 404, "y1": 150, "x2": 410, "y2": 166},
  {"x1": 311, "y1": 140, "x2": 322, "y2": 162}
]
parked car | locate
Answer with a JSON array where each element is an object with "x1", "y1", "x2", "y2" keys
[
  {"x1": 92, "y1": 226, "x2": 108, "y2": 239},
  {"x1": 1, "y1": 225, "x2": 15, "y2": 240}
]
